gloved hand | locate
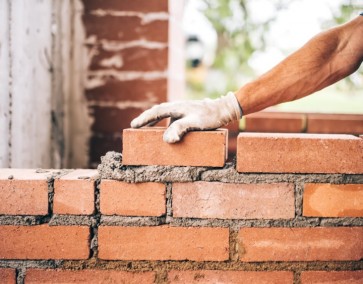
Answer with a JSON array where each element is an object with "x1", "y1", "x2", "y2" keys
[{"x1": 130, "y1": 92, "x2": 242, "y2": 143}]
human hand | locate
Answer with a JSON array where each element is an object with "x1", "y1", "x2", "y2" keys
[{"x1": 130, "y1": 92, "x2": 242, "y2": 143}]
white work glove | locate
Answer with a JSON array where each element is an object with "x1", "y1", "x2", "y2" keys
[{"x1": 130, "y1": 92, "x2": 242, "y2": 143}]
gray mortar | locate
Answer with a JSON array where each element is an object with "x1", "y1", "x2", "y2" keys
[
  {"x1": 98, "y1": 151, "x2": 362, "y2": 185},
  {"x1": 98, "y1": 152, "x2": 207, "y2": 183},
  {"x1": 49, "y1": 215, "x2": 95, "y2": 226},
  {"x1": 100, "y1": 216, "x2": 166, "y2": 226}
]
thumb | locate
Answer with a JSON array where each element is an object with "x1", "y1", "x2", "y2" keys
[{"x1": 163, "y1": 117, "x2": 194, "y2": 143}]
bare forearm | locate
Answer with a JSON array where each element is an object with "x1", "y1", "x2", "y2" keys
[{"x1": 236, "y1": 16, "x2": 363, "y2": 115}]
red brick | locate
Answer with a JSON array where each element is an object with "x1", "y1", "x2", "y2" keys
[
  {"x1": 83, "y1": 0, "x2": 168, "y2": 13},
  {"x1": 301, "y1": 271, "x2": 363, "y2": 284},
  {"x1": 237, "y1": 133, "x2": 363, "y2": 173},
  {"x1": 85, "y1": 78, "x2": 167, "y2": 103},
  {"x1": 0, "y1": 269, "x2": 16, "y2": 284},
  {"x1": 245, "y1": 112, "x2": 305, "y2": 133},
  {"x1": 98, "y1": 226, "x2": 229, "y2": 261},
  {"x1": 304, "y1": 183, "x2": 363, "y2": 217},
  {"x1": 307, "y1": 113, "x2": 363, "y2": 135},
  {"x1": 26, "y1": 269, "x2": 155, "y2": 284},
  {"x1": 90, "y1": 47, "x2": 168, "y2": 71},
  {"x1": 173, "y1": 182, "x2": 294, "y2": 219},
  {"x1": 0, "y1": 225, "x2": 90, "y2": 260},
  {"x1": 168, "y1": 270, "x2": 293, "y2": 284},
  {"x1": 100, "y1": 181, "x2": 165, "y2": 216},
  {"x1": 239, "y1": 227, "x2": 363, "y2": 262},
  {"x1": 0, "y1": 169, "x2": 49, "y2": 215},
  {"x1": 123, "y1": 128, "x2": 228, "y2": 167},
  {"x1": 54, "y1": 170, "x2": 98, "y2": 215},
  {"x1": 83, "y1": 15, "x2": 168, "y2": 42}
]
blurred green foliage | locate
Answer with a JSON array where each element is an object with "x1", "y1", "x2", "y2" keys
[{"x1": 187, "y1": 0, "x2": 362, "y2": 101}]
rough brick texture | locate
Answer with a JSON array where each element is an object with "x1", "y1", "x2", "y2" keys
[
  {"x1": 245, "y1": 112, "x2": 305, "y2": 133},
  {"x1": 98, "y1": 226, "x2": 229, "y2": 261},
  {"x1": 173, "y1": 182, "x2": 295, "y2": 219},
  {"x1": 123, "y1": 128, "x2": 228, "y2": 167},
  {"x1": 239, "y1": 227, "x2": 363, "y2": 262},
  {"x1": 168, "y1": 270, "x2": 294, "y2": 284},
  {"x1": 54, "y1": 169, "x2": 98, "y2": 215},
  {"x1": 237, "y1": 133, "x2": 363, "y2": 173},
  {"x1": 304, "y1": 183, "x2": 363, "y2": 217},
  {"x1": 0, "y1": 269, "x2": 16, "y2": 284},
  {"x1": 26, "y1": 269, "x2": 155, "y2": 284},
  {"x1": 0, "y1": 225, "x2": 90, "y2": 260},
  {"x1": 0, "y1": 169, "x2": 49, "y2": 215},
  {"x1": 100, "y1": 180, "x2": 165, "y2": 216},
  {"x1": 301, "y1": 271, "x2": 363, "y2": 284}
]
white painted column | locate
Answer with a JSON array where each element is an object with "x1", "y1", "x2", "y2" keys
[
  {"x1": 0, "y1": 0, "x2": 10, "y2": 167},
  {"x1": 10, "y1": 0, "x2": 53, "y2": 168}
]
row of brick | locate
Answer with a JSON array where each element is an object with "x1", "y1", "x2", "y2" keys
[
  {"x1": 89, "y1": 112, "x2": 363, "y2": 165},
  {"x1": 122, "y1": 128, "x2": 363, "y2": 173},
  {"x1": 1, "y1": 169, "x2": 362, "y2": 218},
  {"x1": 0, "y1": 225, "x2": 362, "y2": 261},
  {"x1": 1, "y1": 268, "x2": 362, "y2": 284},
  {"x1": 242, "y1": 112, "x2": 363, "y2": 135}
]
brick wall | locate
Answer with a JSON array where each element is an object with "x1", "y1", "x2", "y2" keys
[
  {"x1": 1, "y1": 130, "x2": 362, "y2": 283},
  {"x1": 82, "y1": 0, "x2": 185, "y2": 167}
]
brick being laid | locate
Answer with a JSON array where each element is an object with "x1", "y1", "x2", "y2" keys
[
  {"x1": 237, "y1": 133, "x2": 363, "y2": 173},
  {"x1": 122, "y1": 127, "x2": 228, "y2": 167}
]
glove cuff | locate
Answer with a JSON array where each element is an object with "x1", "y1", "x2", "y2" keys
[{"x1": 225, "y1": 92, "x2": 243, "y2": 120}]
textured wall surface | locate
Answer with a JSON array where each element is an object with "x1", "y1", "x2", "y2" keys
[{"x1": 1, "y1": 130, "x2": 362, "y2": 283}]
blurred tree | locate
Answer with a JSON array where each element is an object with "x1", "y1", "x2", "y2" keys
[{"x1": 187, "y1": 0, "x2": 362, "y2": 99}]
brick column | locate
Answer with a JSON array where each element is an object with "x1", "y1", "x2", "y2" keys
[{"x1": 82, "y1": 0, "x2": 185, "y2": 167}]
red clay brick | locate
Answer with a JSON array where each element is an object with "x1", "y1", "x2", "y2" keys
[
  {"x1": 83, "y1": 0, "x2": 168, "y2": 13},
  {"x1": 173, "y1": 182, "x2": 295, "y2": 219},
  {"x1": 237, "y1": 133, "x2": 363, "y2": 173},
  {"x1": 303, "y1": 183, "x2": 363, "y2": 217},
  {"x1": 54, "y1": 170, "x2": 98, "y2": 215},
  {"x1": 0, "y1": 169, "x2": 49, "y2": 215},
  {"x1": 0, "y1": 225, "x2": 90, "y2": 260},
  {"x1": 85, "y1": 78, "x2": 167, "y2": 103},
  {"x1": 98, "y1": 226, "x2": 229, "y2": 261},
  {"x1": 100, "y1": 180, "x2": 165, "y2": 216},
  {"x1": 245, "y1": 112, "x2": 305, "y2": 133},
  {"x1": 90, "y1": 47, "x2": 168, "y2": 71},
  {"x1": 301, "y1": 271, "x2": 363, "y2": 284},
  {"x1": 83, "y1": 15, "x2": 168, "y2": 42},
  {"x1": 123, "y1": 128, "x2": 228, "y2": 167},
  {"x1": 0, "y1": 269, "x2": 16, "y2": 284},
  {"x1": 168, "y1": 270, "x2": 293, "y2": 284},
  {"x1": 239, "y1": 227, "x2": 363, "y2": 262},
  {"x1": 307, "y1": 113, "x2": 363, "y2": 135},
  {"x1": 26, "y1": 269, "x2": 155, "y2": 284}
]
